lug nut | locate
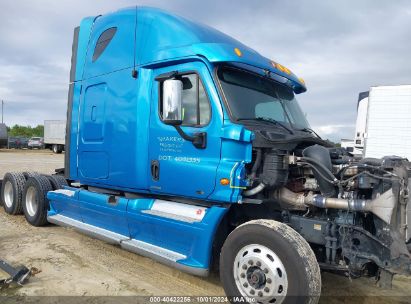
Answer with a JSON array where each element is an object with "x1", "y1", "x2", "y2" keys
[
  {"x1": 248, "y1": 260, "x2": 254, "y2": 265},
  {"x1": 264, "y1": 268, "x2": 269, "y2": 274},
  {"x1": 243, "y1": 282, "x2": 248, "y2": 288},
  {"x1": 240, "y1": 273, "x2": 246, "y2": 278},
  {"x1": 256, "y1": 261, "x2": 261, "y2": 267},
  {"x1": 242, "y1": 264, "x2": 247, "y2": 270},
  {"x1": 250, "y1": 289, "x2": 255, "y2": 295},
  {"x1": 266, "y1": 278, "x2": 272, "y2": 284},
  {"x1": 264, "y1": 287, "x2": 270, "y2": 293},
  {"x1": 258, "y1": 291, "x2": 263, "y2": 297}
]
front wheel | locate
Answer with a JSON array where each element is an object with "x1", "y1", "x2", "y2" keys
[{"x1": 220, "y1": 219, "x2": 321, "y2": 304}]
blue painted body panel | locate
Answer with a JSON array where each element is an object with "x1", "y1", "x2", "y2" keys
[
  {"x1": 77, "y1": 68, "x2": 144, "y2": 190},
  {"x1": 74, "y1": 17, "x2": 97, "y2": 82},
  {"x1": 210, "y1": 124, "x2": 254, "y2": 202},
  {"x1": 78, "y1": 190, "x2": 130, "y2": 237},
  {"x1": 48, "y1": 189, "x2": 228, "y2": 270},
  {"x1": 83, "y1": 8, "x2": 135, "y2": 79},
  {"x1": 132, "y1": 8, "x2": 304, "y2": 91},
  {"x1": 48, "y1": 188, "x2": 82, "y2": 221},
  {"x1": 126, "y1": 198, "x2": 227, "y2": 269}
]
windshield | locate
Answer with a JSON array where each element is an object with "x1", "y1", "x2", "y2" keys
[{"x1": 217, "y1": 66, "x2": 310, "y2": 130}]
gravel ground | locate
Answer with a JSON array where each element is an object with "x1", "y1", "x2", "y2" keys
[{"x1": 0, "y1": 150, "x2": 410, "y2": 303}]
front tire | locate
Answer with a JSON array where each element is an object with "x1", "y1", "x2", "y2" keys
[
  {"x1": 22, "y1": 175, "x2": 53, "y2": 226},
  {"x1": 220, "y1": 219, "x2": 321, "y2": 304}
]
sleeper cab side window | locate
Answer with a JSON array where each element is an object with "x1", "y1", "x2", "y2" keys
[
  {"x1": 92, "y1": 27, "x2": 117, "y2": 62},
  {"x1": 160, "y1": 74, "x2": 211, "y2": 126}
]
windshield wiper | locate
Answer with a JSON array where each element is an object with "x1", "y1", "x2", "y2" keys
[
  {"x1": 297, "y1": 127, "x2": 322, "y2": 139},
  {"x1": 237, "y1": 117, "x2": 294, "y2": 134}
]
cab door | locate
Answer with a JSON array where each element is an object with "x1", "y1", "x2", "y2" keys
[{"x1": 148, "y1": 62, "x2": 223, "y2": 199}]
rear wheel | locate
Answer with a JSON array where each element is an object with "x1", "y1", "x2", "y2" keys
[
  {"x1": 23, "y1": 171, "x2": 41, "y2": 180},
  {"x1": 52, "y1": 144, "x2": 63, "y2": 154},
  {"x1": 220, "y1": 219, "x2": 321, "y2": 304},
  {"x1": 44, "y1": 174, "x2": 68, "y2": 190},
  {"x1": 22, "y1": 175, "x2": 53, "y2": 226},
  {"x1": 1, "y1": 172, "x2": 26, "y2": 214}
]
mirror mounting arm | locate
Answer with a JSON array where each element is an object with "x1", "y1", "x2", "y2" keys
[
  {"x1": 155, "y1": 71, "x2": 179, "y2": 82},
  {"x1": 174, "y1": 126, "x2": 207, "y2": 149}
]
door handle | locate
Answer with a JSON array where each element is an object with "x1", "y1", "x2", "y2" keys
[
  {"x1": 151, "y1": 160, "x2": 160, "y2": 181},
  {"x1": 91, "y1": 105, "x2": 97, "y2": 121}
]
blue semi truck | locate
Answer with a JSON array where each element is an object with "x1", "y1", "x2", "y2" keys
[{"x1": 1, "y1": 7, "x2": 411, "y2": 303}]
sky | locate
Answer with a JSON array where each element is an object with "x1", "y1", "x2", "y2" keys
[{"x1": 0, "y1": 0, "x2": 410, "y2": 142}]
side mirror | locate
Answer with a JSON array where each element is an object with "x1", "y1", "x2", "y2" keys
[{"x1": 162, "y1": 79, "x2": 183, "y2": 125}]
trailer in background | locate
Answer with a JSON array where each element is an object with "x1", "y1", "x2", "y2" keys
[
  {"x1": 363, "y1": 85, "x2": 411, "y2": 159},
  {"x1": 340, "y1": 138, "x2": 355, "y2": 152},
  {"x1": 44, "y1": 120, "x2": 65, "y2": 154},
  {"x1": 0, "y1": 123, "x2": 7, "y2": 148},
  {"x1": 354, "y1": 91, "x2": 369, "y2": 154},
  {"x1": 340, "y1": 138, "x2": 362, "y2": 157}
]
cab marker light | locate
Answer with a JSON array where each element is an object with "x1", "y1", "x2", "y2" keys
[
  {"x1": 234, "y1": 48, "x2": 242, "y2": 57},
  {"x1": 220, "y1": 178, "x2": 230, "y2": 186},
  {"x1": 271, "y1": 61, "x2": 292, "y2": 75}
]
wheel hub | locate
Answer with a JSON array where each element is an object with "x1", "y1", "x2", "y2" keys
[
  {"x1": 25, "y1": 186, "x2": 38, "y2": 217},
  {"x1": 3, "y1": 181, "x2": 14, "y2": 208},
  {"x1": 247, "y1": 266, "x2": 266, "y2": 289},
  {"x1": 234, "y1": 244, "x2": 288, "y2": 303}
]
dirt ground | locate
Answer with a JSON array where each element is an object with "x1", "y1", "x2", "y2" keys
[{"x1": 0, "y1": 149, "x2": 410, "y2": 303}]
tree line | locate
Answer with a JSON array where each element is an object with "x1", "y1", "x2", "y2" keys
[{"x1": 7, "y1": 124, "x2": 44, "y2": 138}]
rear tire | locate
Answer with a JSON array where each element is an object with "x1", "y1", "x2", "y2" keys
[
  {"x1": 220, "y1": 219, "x2": 321, "y2": 304},
  {"x1": 1, "y1": 172, "x2": 26, "y2": 215},
  {"x1": 23, "y1": 171, "x2": 41, "y2": 180},
  {"x1": 22, "y1": 175, "x2": 53, "y2": 226},
  {"x1": 44, "y1": 174, "x2": 68, "y2": 190}
]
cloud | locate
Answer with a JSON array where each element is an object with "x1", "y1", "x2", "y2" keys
[
  {"x1": 314, "y1": 124, "x2": 355, "y2": 141},
  {"x1": 0, "y1": 0, "x2": 410, "y2": 142}
]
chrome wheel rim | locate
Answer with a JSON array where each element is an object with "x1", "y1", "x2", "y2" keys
[
  {"x1": 25, "y1": 186, "x2": 38, "y2": 217},
  {"x1": 3, "y1": 181, "x2": 14, "y2": 208},
  {"x1": 234, "y1": 244, "x2": 288, "y2": 304}
]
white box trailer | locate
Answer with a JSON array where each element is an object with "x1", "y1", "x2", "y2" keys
[
  {"x1": 44, "y1": 120, "x2": 65, "y2": 153},
  {"x1": 354, "y1": 91, "x2": 369, "y2": 153},
  {"x1": 364, "y1": 85, "x2": 411, "y2": 159}
]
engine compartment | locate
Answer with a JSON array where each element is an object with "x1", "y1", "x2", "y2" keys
[{"x1": 242, "y1": 135, "x2": 411, "y2": 279}]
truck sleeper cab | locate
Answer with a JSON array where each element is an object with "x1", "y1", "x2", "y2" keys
[
  {"x1": 1, "y1": 6, "x2": 410, "y2": 304},
  {"x1": 53, "y1": 7, "x2": 318, "y2": 302}
]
